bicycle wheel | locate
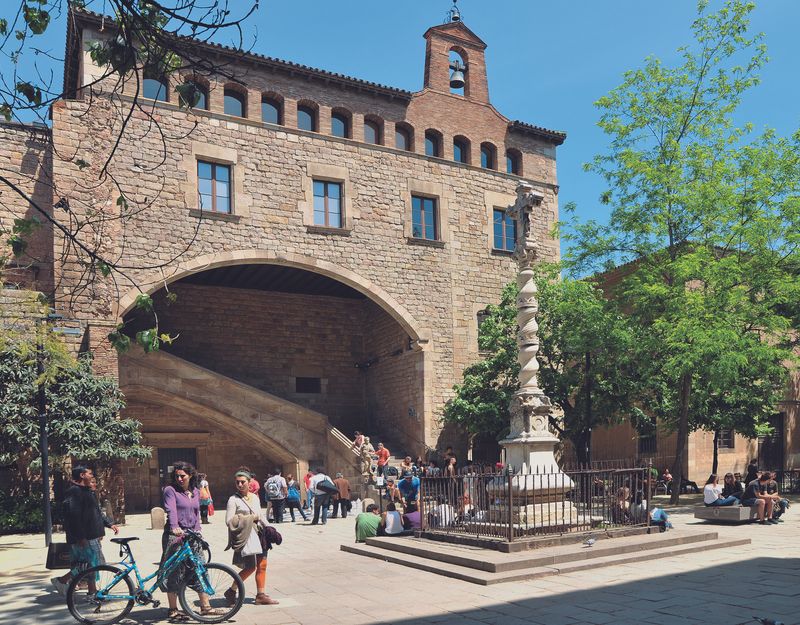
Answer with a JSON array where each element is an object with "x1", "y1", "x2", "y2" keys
[
  {"x1": 178, "y1": 562, "x2": 244, "y2": 623},
  {"x1": 203, "y1": 544, "x2": 212, "y2": 563},
  {"x1": 66, "y1": 564, "x2": 135, "y2": 625}
]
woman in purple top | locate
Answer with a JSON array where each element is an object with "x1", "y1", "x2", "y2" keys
[{"x1": 159, "y1": 461, "x2": 221, "y2": 621}]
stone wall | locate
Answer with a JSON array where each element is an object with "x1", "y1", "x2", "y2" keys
[
  {"x1": 0, "y1": 122, "x2": 54, "y2": 293},
  {"x1": 121, "y1": 401, "x2": 276, "y2": 512},
  {"x1": 50, "y1": 91, "x2": 557, "y2": 448},
  {"x1": 362, "y1": 299, "x2": 425, "y2": 453},
  {"x1": 147, "y1": 283, "x2": 370, "y2": 432}
]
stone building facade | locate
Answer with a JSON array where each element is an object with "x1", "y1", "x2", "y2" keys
[{"x1": 1, "y1": 9, "x2": 565, "y2": 510}]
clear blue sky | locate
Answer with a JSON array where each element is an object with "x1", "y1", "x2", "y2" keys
[{"x1": 8, "y1": 1, "x2": 800, "y2": 256}]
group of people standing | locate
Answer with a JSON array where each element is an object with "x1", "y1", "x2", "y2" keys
[{"x1": 703, "y1": 462, "x2": 790, "y2": 524}]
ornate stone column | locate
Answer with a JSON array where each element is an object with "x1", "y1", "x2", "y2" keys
[{"x1": 488, "y1": 183, "x2": 575, "y2": 529}]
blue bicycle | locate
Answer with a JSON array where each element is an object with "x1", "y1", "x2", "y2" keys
[{"x1": 65, "y1": 530, "x2": 244, "y2": 624}]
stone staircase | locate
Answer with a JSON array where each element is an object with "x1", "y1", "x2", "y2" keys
[
  {"x1": 340, "y1": 529, "x2": 750, "y2": 585},
  {"x1": 121, "y1": 349, "x2": 364, "y2": 489}
]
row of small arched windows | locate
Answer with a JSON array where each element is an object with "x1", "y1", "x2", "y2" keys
[{"x1": 143, "y1": 76, "x2": 523, "y2": 175}]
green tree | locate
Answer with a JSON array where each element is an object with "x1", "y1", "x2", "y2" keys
[
  {"x1": 442, "y1": 283, "x2": 518, "y2": 455},
  {"x1": 566, "y1": 0, "x2": 799, "y2": 502},
  {"x1": 536, "y1": 270, "x2": 639, "y2": 464},
  {"x1": 0, "y1": 337, "x2": 150, "y2": 497},
  {"x1": 443, "y1": 272, "x2": 637, "y2": 464}
]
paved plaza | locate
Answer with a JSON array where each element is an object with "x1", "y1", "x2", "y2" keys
[{"x1": 1, "y1": 497, "x2": 798, "y2": 625}]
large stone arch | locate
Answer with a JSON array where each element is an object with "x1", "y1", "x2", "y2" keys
[{"x1": 116, "y1": 250, "x2": 430, "y2": 346}]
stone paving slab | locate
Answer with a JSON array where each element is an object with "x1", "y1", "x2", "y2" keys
[{"x1": 0, "y1": 497, "x2": 798, "y2": 625}]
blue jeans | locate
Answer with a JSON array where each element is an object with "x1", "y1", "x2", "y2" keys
[
  {"x1": 774, "y1": 498, "x2": 789, "y2": 518},
  {"x1": 312, "y1": 494, "x2": 330, "y2": 524},
  {"x1": 706, "y1": 496, "x2": 739, "y2": 506}
]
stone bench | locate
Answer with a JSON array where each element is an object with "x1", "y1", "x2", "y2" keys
[{"x1": 693, "y1": 504, "x2": 759, "y2": 523}]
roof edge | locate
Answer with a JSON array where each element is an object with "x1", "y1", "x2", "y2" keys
[
  {"x1": 68, "y1": 6, "x2": 412, "y2": 102},
  {"x1": 509, "y1": 120, "x2": 567, "y2": 145}
]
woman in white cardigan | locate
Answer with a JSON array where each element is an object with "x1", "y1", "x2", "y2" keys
[{"x1": 224, "y1": 470, "x2": 279, "y2": 606}]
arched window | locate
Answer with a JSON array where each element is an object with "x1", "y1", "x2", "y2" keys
[
  {"x1": 395, "y1": 123, "x2": 413, "y2": 151},
  {"x1": 480, "y1": 143, "x2": 496, "y2": 170},
  {"x1": 262, "y1": 96, "x2": 282, "y2": 125},
  {"x1": 448, "y1": 49, "x2": 467, "y2": 96},
  {"x1": 506, "y1": 149, "x2": 522, "y2": 175},
  {"x1": 331, "y1": 111, "x2": 351, "y2": 138},
  {"x1": 424, "y1": 130, "x2": 442, "y2": 157},
  {"x1": 143, "y1": 75, "x2": 168, "y2": 102},
  {"x1": 453, "y1": 136, "x2": 470, "y2": 164},
  {"x1": 224, "y1": 88, "x2": 246, "y2": 117},
  {"x1": 364, "y1": 118, "x2": 382, "y2": 145},
  {"x1": 297, "y1": 104, "x2": 317, "y2": 131},
  {"x1": 178, "y1": 80, "x2": 208, "y2": 109}
]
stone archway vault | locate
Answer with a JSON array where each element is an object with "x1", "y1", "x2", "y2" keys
[{"x1": 116, "y1": 250, "x2": 431, "y2": 347}]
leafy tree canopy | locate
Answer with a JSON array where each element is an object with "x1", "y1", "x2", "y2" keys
[
  {"x1": 563, "y1": 0, "x2": 799, "y2": 500},
  {"x1": 0, "y1": 336, "x2": 150, "y2": 474}
]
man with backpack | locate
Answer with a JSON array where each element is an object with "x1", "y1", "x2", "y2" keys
[
  {"x1": 264, "y1": 468, "x2": 288, "y2": 523},
  {"x1": 309, "y1": 467, "x2": 338, "y2": 525}
]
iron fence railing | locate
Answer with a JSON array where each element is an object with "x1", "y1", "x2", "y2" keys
[
  {"x1": 770, "y1": 468, "x2": 800, "y2": 494},
  {"x1": 419, "y1": 465, "x2": 651, "y2": 543}
]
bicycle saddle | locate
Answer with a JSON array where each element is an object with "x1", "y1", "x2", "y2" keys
[{"x1": 110, "y1": 537, "x2": 139, "y2": 544}]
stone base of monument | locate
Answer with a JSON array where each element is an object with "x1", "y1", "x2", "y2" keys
[
  {"x1": 485, "y1": 501, "x2": 582, "y2": 527},
  {"x1": 341, "y1": 528, "x2": 751, "y2": 584}
]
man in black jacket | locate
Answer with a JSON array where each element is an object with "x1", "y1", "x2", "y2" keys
[{"x1": 51, "y1": 466, "x2": 118, "y2": 595}]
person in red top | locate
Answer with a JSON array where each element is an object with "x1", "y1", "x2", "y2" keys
[
  {"x1": 374, "y1": 443, "x2": 390, "y2": 477},
  {"x1": 303, "y1": 470, "x2": 315, "y2": 510}
]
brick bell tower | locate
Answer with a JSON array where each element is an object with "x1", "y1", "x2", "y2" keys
[{"x1": 422, "y1": 7, "x2": 490, "y2": 103}]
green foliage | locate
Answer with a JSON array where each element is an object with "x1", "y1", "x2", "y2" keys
[
  {"x1": 443, "y1": 271, "x2": 637, "y2": 460},
  {"x1": 0, "y1": 491, "x2": 44, "y2": 534},
  {"x1": 563, "y1": 1, "x2": 798, "y2": 494},
  {"x1": 442, "y1": 283, "x2": 519, "y2": 441},
  {"x1": 535, "y1": 266, "x2": 639, "y2": 460},
  {"x1": 0, "y1": 342, "x2": 151, "y2": 473}
]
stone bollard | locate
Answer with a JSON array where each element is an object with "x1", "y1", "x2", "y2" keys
[{"x1": 150, "y1": 506, "x2": 166, "y2": 530}]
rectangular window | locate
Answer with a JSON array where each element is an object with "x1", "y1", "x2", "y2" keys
[
  {"x1": 197, "y1": 161, "x2": 231, "y2": 213},
  {"x1": 411, "y1": 195, "x2": 438, "y2": 240},
  {"x1": 295, "y1": 377, "x2": 322, "y2": 393},
  {"x1": 493, "y1": 208, "x2": 516, "y2": 251},
  {"x1": 313, "y1": 180, "x2": 342, "y2": 228},
  {"x1": 638, "y1": 434, "x2": 657, "y2": 455},
  {"x1": 718, "y1": 429, "x2": 735, "y2": 449}
]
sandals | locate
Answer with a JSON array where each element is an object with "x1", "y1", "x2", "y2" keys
[
  {"x1": 167, "y1": 609, "x2": 191, "y2": 622},
  {"x1": 200, "y1": 606, "x2": 225, "y2": 616}
]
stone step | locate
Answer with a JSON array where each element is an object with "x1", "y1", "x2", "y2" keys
[
  {"x1": 340, "y1": 533, "x2": 751, "y2": 585},
  {"x1": 362, "y1": 529, "x2": 723, "y2": 573}
]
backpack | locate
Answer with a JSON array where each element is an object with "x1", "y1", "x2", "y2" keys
[
  {"x1": 266, "y1": 479, "x2": 282, "y2": 500},
  {"x1": 384, "y1": 465, "x2": 399, "y2": 478}
]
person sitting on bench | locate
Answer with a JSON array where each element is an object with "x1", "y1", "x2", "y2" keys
[
  {"x1": 721, "y1": 473, "x2": 744, "y2": 501},
  {"x1": 741, "y1": 472, "x2": 775, "y2": 524},
  {"x1": 703, "y1": 474, "x2": 739, "y2": 506}
]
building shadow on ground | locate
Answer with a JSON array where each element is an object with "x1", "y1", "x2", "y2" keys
[
  {"x1": 363, "y1": 556, "x2": 799, "y2": 625},
  {"x1": 5, "y1": 555, "x2": 798, "y2": 625}
]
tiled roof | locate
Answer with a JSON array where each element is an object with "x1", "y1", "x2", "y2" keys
[
  {"x1": 509, "y1": 120, "x2": 567, "y2": 145},
  {"x1": 69, "y1": 7, "x2": 412, "y2": 100}
]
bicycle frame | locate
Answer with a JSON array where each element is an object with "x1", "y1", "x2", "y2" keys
[{"x1": 96, "y1": 536, "x2": 214, "y2": 602}]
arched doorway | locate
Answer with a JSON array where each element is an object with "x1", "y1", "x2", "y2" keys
[{"x1": 118, "y1": 258, "x2": 429, "y2": 509}]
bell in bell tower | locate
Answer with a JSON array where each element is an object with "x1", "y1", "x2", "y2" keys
[{"x1": 423, "y1": 1, "x2": 491, "y2": 103}]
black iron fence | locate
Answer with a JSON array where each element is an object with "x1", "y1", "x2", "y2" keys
[{"x1": 419, "y1": 465, "x2": 652, "y2": 543}]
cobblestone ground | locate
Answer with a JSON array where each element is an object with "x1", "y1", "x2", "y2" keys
[{"x1": 1, "y1": 496, "x2": 798, "y2": 625}]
